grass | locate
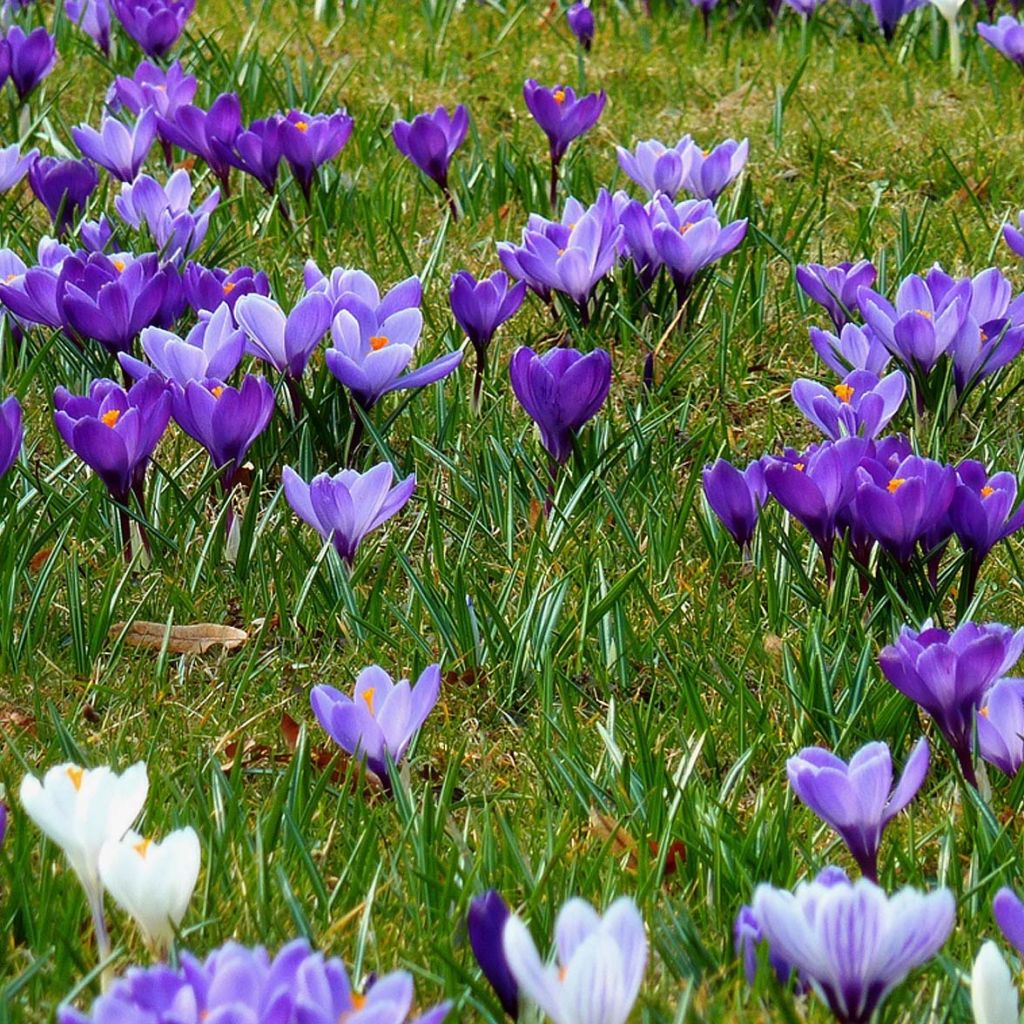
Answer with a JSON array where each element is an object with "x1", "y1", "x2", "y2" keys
[{"x1": 4, "y1": 0, "x2": 1024, "y2": 1021}]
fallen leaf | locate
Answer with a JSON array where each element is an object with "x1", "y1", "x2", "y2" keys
[
  {"x1": 29, "y1": 548, "x2": 53, "y2": 573},
  {"x1": 112, "y1": 621, "x2": 248, "y2": 654}
]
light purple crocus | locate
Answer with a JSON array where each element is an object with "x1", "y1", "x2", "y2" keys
[
  {"x1": 0, "y1": 239, "x2": 73, "y2": 329},
  {"x1": 0, "y1": 395, "x2": 22, "y2": 480},
  {"x1": 303, "y1": 262, "x2": 422, "y2": 318},
  {"x1": 809, "y1": 323, "x2": 891, "y2": 377},
  {"x1": 994, "y1": 888, "x2": 1024, "y2": 955},
  {"x1": 977, "y1": 679, "x2": 1024, "y2": 777},
  {"x1": 110, "y1": 60, "x2": 196, "y2": 123},
  {"x1": 280, "y1": 108, "x2": 353, "y2": 200},
  {"x1": 72, "y1": 110, "x2": 157, "y2": 183},
  {"x1": 615, "y1": 138, "x2": 693, "y2": 200},
  {"x1": 311, "y1": 663, "x2": 439, "y2": 781},
  {"x1": 948, "y1": 267, "x2": 1024, "y2": 394},
  {"x1": 796, "y1": 261, "x2": 877, "y2": 331},
  {"x1": 702, "y1": 457, "x2": 767, "y2": 552},
  {"x1": 283, "y1": 462, "x2": 416, "y2": 566},
  {"x1": 65, "y1": 0, "x2": 112, "y2": 54},
  {"x1": 392, "y1": 104, "x2": 468, "y2": 216},
  {"x1": 112, "y1": 0, "x2": 195, "y2": 58},
  {"x1": 682, "y1": 138, "x2": 748, "y2": 202},
  {"x1": 792, "y1": 370, "x2": 906, "y2": 440},
  {"x1": 233, "y1": 292, "x2": 332, "y2": 378},
  {"x1": 0, "y1": 143, "x2": 37, "y2": 192},
  {"x1": 787, "y1": 738, "x2": 929, "y2": 881},
  {"x1": 5, "y1": 26, "x2": 55, "y2": 101},
  {"x1": 879, "y1": 621, "x2": 1024, "y2": 788},
  {"x1": 979, "y1": 16, "x2": 1024, "y2": 68},
  {"x1": 498, "y1": 198, "x2": 589, "y2": 301}
]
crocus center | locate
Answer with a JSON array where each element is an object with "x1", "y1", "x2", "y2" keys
[
  {"x1": 211, "y1": 386, "x2": 224, "y2": 398},
  {"x1": 914, "y1": 308, "x2": 932, "y2": 319},
  {"x1": 980, "y1": 705, "x2": 990, "y2": 718},
  {"x1": 223, "y1": 281, "x2": 236, "y2": 295},
  {"x1": 888, "y1": 477, "x2": 907, "y2": 493},
  {"x1": 112, "y1": 259, "x2": 126, "y2": 273},
  {"x1": 833, "y1": 383, "x2": 855, "y2": 403},
  {"x1": 66, "y1": 765, "x2": 84, "y2": 791},
  {"x1": 155, "y1": 84, "x2": 167, "y2": 92},
  {"x1": 295, "y1": 120, "x2": 309, "y2": 132},
  {"x1": 982, "y1": 485, "x2": 995, "y2": 498},
  {"x1": 553, "y1": 89, "x2": 566, "y2": 104},
  {"x1": 980, "y1": 329, "x2": 989, "y2": 343},
  {"x1": 678, "y1": 223, "x2": 693, "y2": 236},
  {"x1": 4, "y1": 273, "x2": 16, "y2": 283},
  {"x1": 101, "y1": 409, "x2": 121, "y2": 428},
  {"x1": 133, "y1": 837, "x2": 152, "y2": 858},
  {"x1": 370, "y1": 335, "x2": 389, "y2": 351},
  {"x1": 362, "y1": 688, "x2": 376, "y2": 714},
  {"x1": 793, "y1": 462, "x2": 805, "y2": 472},
  {"x1": 339, "y1": 994, "x2": 368, "y2": 1023}
]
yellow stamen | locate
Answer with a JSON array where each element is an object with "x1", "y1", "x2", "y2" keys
[
  {"x1": 980, "y1": 330, "x2": 989, "y2": 343},
  {"x1": 370, "y1": 335, "x2": 389, "y2": 351},
  {"x1": 678, "y1": 223, "x2": 693, "y2": 236},
  {"x1": 553, "y1": 89, "x2": 566, "y2": 104},
  {"x1": 833, "y1": 383, "x2": 855, "y2": 403},
  {"x1": 794, "y1": 462, "x2": 805, "y2": 472},
  {"x1": 66, "y1": 765, "x2": 84, "y2": 790},
  {"x1": 223, "y1": 281, "x2": 236, "y2": 295},
  {"x1": 211, "y1": 386, "x2": 224, "y2": 398},
  {"x1": 915, "y1": 308, "x2": 932, "y2": 319},
  {"x1": 101, "y1": 409, "x2": 121, "y2": 428},
  {"x1": 888, "y1": 477, "x2": 907, "y2": 493},
  {"x1": 294, "y1": 120, "x2": 309, "y2": 132},
  {"x1": 362, "y1": 688, "x2": 375, "y2": 714},
  {"x1": 980, "y1": 705, "x2": 990, "y2": 718},
  {"x1": 133, "y1": 837, "x2": 152, "y2": 858},
  {"x1": 4, "y1": 273, "x2": 16, "y2": 283},
  {"x1": 112, "y1": 259, "x2": 126, "y2": 273},
  {"x1": 559, "y1": 966, "x2": 568, "y2": 982},
  {"x1": 351, "y1": 994, "x2": 367, "y2": 1010},
  {"x1": 982, "y1": 485, "x2": 995, "y2": 498}
]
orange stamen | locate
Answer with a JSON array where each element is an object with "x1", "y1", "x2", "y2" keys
[
  {"x1": 66, "y1": 765, "x2": 84, "y2": 790},
  {"x1": 133, "y1": 838, "x2": 152, "y2": 858},
  {"x1": 211, "y1": 386, "x2": 224, "y2": 398},
  {"x1": 295, "y1": 120, "x2": 309, "y2": 132},
  {"x1": 553, "y1": 89, "x2": 566, "y2": 104},
  {"x1": 887, "y1": 477, "x2": 907, "y2": 493},
  {"x1": 112, "y1": 259, "x2": 126, "y2": 273},
  {"x1": 833, "y1": 383, "x2": 855, "y2": 403},
  {"x1": 370, "y1": 335, "x2": 389, "y2": 351},
  {"x1": 981, "y1": 485, "x2": 995, "y2": 498},
  {"x1": 362, "y1": 688, "x2": 375, "y2": 714},
  {"x1": 223, "y1": 281, "x2": 236, "y2": 295},
  {"x1": 101, "y1": 409, "x2": 121, "y2": 428}
]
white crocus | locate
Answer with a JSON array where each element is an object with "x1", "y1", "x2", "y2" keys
[
  {"x1": 19, "y1": 762, "x2": 148, "y2": 961},
  {"x1": 99, "y1": 826, "x2": 201, "y2": 954},
  {"x1": 973, "y1": 941, "x2": 1020, "y2": 1024},
  {"x1": 928, "y1": 0, "x2": 966, "y2": 76},
  {"x1": 502, "y1": 896, "x2": 647, "y2": 1024}
]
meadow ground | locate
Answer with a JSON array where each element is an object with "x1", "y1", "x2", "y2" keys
[{"x1": 4, "y1": 0, "x2": 1024, "y2": 1021}]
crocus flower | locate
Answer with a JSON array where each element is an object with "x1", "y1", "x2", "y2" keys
[
  {"x1": 282, "y1": 462, "x2": 416, "y2": 564},
  {"x1": 79, "y1": 215, "x2": 118, "y2": 253},
  {"x1": 311, "y1": 663, "x2": 440, "y2": 780},
  {"x1": 787, "y1": 738, "x2": 928, "y2": 881},
  {"x1": 54, "y1": 376, "x2": 171, "y2": 503},
  {"x1": 110, "y1": 59, "x2": 196, "y2": 122},
  {"x1": 978, "y1": 16, "x2": 1024, "y2": 69},
  {"x1": 280, "y1": 108, "x2": 353, "y2": 200},
  {"x1": 392, "y1": 104, "x2": 468, "y2": 215},
  {"x1": 809, "y1": 324, "x2": 891, "y2": 377},
  {"x1": 157, "y1": 93, "x2": 242, "y2": 192},
  {"x1": 976, "y1": 679, "x2": 1024, "y2": 777},
  {"x1": 65, "y1": 0, "x2": 112, "y2": 54},
  {"x1": 5, "y1": 26, "x2": 55, "y2": 101},
  {"x1": 523, "y1": 79, "x2": 606, "y2": 206},
  {"x1": 702, "y1": 457, "x2": 766, "y2": 552},
  {"x1": 751, "y1": 876, "x2": 954, "y2": 1024},
  {"x1": 994, "y1": 887, "x2": 1024, "y2": 955},
  {"x1": 879, "y1": 621, "x2": 1024, "y2": 786},
  {"x1": 948, "y1": 267, "x2": 1024, "y2": 394},
  {"x1": 499, "y1": 198, "x2": 589, "y2": 300},
  {"x1": 234, "y1": 292, "x2": 332, "y2": 378},
  {"x1": 120, "y1": 304, "x2": 245, "y2": 384},
  {"x1": 468, "y1": 891, "x2": 519, "y2": 1019},
  {"x1": 0, "y1": 803, "x2": 6, "y2": 848},
  {"x1": 615, "y1": 138, "x2": 693, "y2": 199},
  {"x1": 73, "y1": 109, "x2": 156, "y2": 183},
  {"x1": 567, "y1": 2, "x2": 595, "y2": 49},
  {"x1": 509, "y1": 346, "x2": 612, "y2": 465},
  {"x1": 98, "y1": 825, "x2": 200, "y2": 954},
  {"x1": 58, "y1": 937, "x2": 451, "y2": 1024},
  {"x1": 0, "y1": 142, "x2": 36, "y2": 191},
  {"x1": 682, "y1": 138, "x2": 748, "y2": 201},
  {"x1": 865, "y1": 0, "x2": 922, "y2": 40},
  {"x1": 972, "y1": 941, "x2": 1019, "y2": 1024},
  {"x1": 502, "y1": 896, "x2": 646, "y2": 1024},
  {"x1": 784, "y1": 0, "x2": 826, "y2": 14},
  {"x1": 183, "y1": 262, "x2": 270, "y2": 315},
  {"x1": 304, "y1": 261, "x2": 421, "y2": 318},
  {"x1": 0, "y1": 239, "x2": 73, "y2": 329},
  {"x1": 212, "y1": 115, "x2": 284, "y2": 194},
  {"x1": 0, "y1": 395, "x2": 22, "y2": 479},
  {"x1": 20, "y1": 762, "x2": 148, "y2": 960},
  {"x1": 796, "y1": 261, "x2": 877, "y2": 331},
  {"x1": 171, "y1": 375, "x2": 275, "y2": 488},
  {"x1": 112, "y1": 0, "x2": 195, "y2": 58},
  {"x1": 28, "y1": 156, "x2": 98, "y2": 235},
  {"x1": 792, "y1": 370, "x2": 906, "y2": 440}
]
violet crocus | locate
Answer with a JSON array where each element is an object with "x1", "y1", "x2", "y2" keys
[
  {"x1": 311, "y1": 663, "x2": 439, "y2": 782},
  {"x1": 523, "y1": 79, "x2": 606, "y2": 207},
  {"x1": 994, "y1": 888, "x2": 1024, "y2": 955},
  {"x1": 809, "y1": 324, "x2": 891, "y2": 377},
  {"x1": 65, "y1": 0, "x2": 112, "y2": 54},
  {"x1": 183, "y1": 262, "x2": 270, "y2": 315},
  {"x1": 0, "y1": 394, "x2": 22, "y2": 480},
  {"x1": 948, "y1": 268, "x2": 1024, "y2": 395},
  {"x1": 567, "y1": 3, "x2": 595, "y2": 50},
  {"x1": 112, "y1": 0, "x2": 195, "y2": 58},
  {"x1": 498, "y1": 198, "x2": 587, "y2": 301},
  {"x1": 72, "y1": 110, "x2": 156, "y2": 183},
  {"x1": 796, "y1": 260, "x2": 877, "y2": 331},
  {"x1": 468, "y1": 891, "x2": 519, "y2": 1019},
  {"x1": 865, "y1": 0, "x2": 923, "y2": 41},
  {"x1": 119, "y1": 304, "x2": 244, "y2": 384},
  {"x1": 787, "y1": 738, "x2": 929, "y2": 881},
  {"x1": 157, "y1": 93, "x2": 242, "y2": 193},
  {"x1": 702, "y1": 457, "x2": 767, "y2": 552},
  {"x1": 28, "y1": 156, "x2": 98, "y2": 235},
  {"x1": 280, "y1": 108, "x2": 353, "y2": 201},
  {"x1": 977, "y1": 678, "x2": 1024, "y2": 777},
  {"x1": 0, "y1": 239, "x2": 72, "y2": 329},
  {"x1": 111, "y1": 59, "x2": 196, "y2": 122},
  {"x1": 509, "y1": 346, "x2": 611, "y2": 466},
  {"x1": 392, "y1": 104, "x2": 469, "y2": 217},
  {"x1": 212, "y1": 115, "x2": 284, "y2": 195},
  {"x1": 0, "y1": 143, "x2": 36, "y2": 192},
  {"x1": 304, "y1": 261, "x2": 422, "y2": 318},
  {"x1": 751, "y1": 877, "x2": 955, "y2": 1024},
  {"x1": 58, "y1": 937, "x2": 451, "y2": 1024},
  {"x1": 233, "y1": 292, "x2": 332, "y2": 379},
  {"x1": 282, "y1": 462, "x2": 416, "y2": 565},
  {"x1": 682, "y1": 138, "x2": 748, "y2": 202},
  {"x1": 879, "y1": 620, "x2": 1024, "y2": 787},
  {"x1": 792, "y1": 370, "x2": 906, "y2": 440},
  {"x1": 450, "y1": 269, "x2": 526, "y2": 409},
  {"x1": 5, "y1": 26, "x2": 55, "y2": 101},
  {"x1": 978, "y1": 16, "x2": 1024, "y2": 68},
  {"x1": 615, "y1": 138, "x2": 693, "y2": 200}
]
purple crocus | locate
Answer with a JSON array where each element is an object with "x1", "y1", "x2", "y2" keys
[
  {"x1": 110, "y1": 59, "x2": 196, "y2": 123},
  {"x1": 879, "y1": 621, "x2": 1024, "y2": 787},
  {"x1": 498, "y1": 198, "x2": 587, "y2": 300},
  {"x1": 212, "y1": 115, "x2": 283, "y2": 195},
  {"x1": 0, "y1": 240, "x2": 73, "y2": 329},
  {"x1": 0, "y1": 395, "x2": 22, "y2": 480},
  {"x1": 809, "y1": 324, "x2": 891, "y2": 377},
  {"x1": 28, "y1": 156, "x2": 98, "y2": 236},
  {"x1": 450, "y1": 269, "x2": 526, "y2": 409},
  {"x1": 304, "y1": 262, "x2": 422, "y2": 318},
  {"x1": 171, "y1": 375, "x2": 275, "y2": 488},
  {"x1": 311, "y1": 663, "x2": 440, "y2": 782},
  {"x1": 978, "y1": 16, "x2": 1024, "y2": 68},
  {"x1": 233, "y1": 292, "x2": 332, "y2": 379},
  {"x1": 157, "y1": 93, "x2": 242, "y2": 193},
  {"x1": 509, "y1": 346, "x2": 611, "y2": 465},
  {"x1": 282, "y1": 462, "x2": 416, "y2": 565},
  {"x1": 5, "y1": 26, "x2": 55, "y2": 101},
  {"x1": 523, "y1": 79, "x2": 606, "y2": 207},
  {"x1": 0, "y1": 143, "x2": 37, "y2": 192},
  {"x1": 53, "y1": 376, "x2": 170, "y2": 505},
  {"x1": 796, "y1": 261, "x2": 877, "y2": 331},
  {"x1": 865, "y1": 0, "x2": 922, "y2": 40},
  {"x1": 702, "y1": 457, "x2": 767, "y2": 552},
  {"x1": 183, "y1": 262, "x2": 270, "y2": 316},
  {"x1": 468, "y1": 891, "x2": 519, "y2": 1019},
  {"x1": 72, "y1": 110, "x2": 156, "y2": 183},
  {"x1": 392, "y1": 104, "x2": 468, "y2": 217},
  {"x1": 791, "y1": 370, "x2": 906, "y2": 440},
  {"x1": 615, "y1": 138, "x2": 693, "y2": 200},
  {"x1": 787, "y1": 738, "x2": 929, "y2": 881},
  {"x1": 65, "y1": 0, "x2": 112, "y2": 54},
  {"x1": 752, "y1": 876, "x2": 955, "y2": 1024},
  {"x1": 280, "y1": 108, "x2": 353, "y2": 201},
  {"x1": 994, "y1": 888, "x2": 1024, "y2": 955},
  {"x1": 977, "y1": 679, "x2": 1024, "y2": 777},
  {"x1": 119, "y1": 304, "x2": 244, "y2": 384},
  {"x1": 1004, "y1": 213, "x2": 1024, "y2": 262},
  {"x1": 0, "y1": 802, "x2": 6, "y2": 848},
  {"x1": 948, "y1": 268, "x2": 1024, "y2": 395},
  {"x1": 567, "y1": 2, "x2": 595, "y2": 50},
  {"x1": 112, "y1": 0, "x2": 195, "y2": 58},
  {"x1": 682, "y1": 138, "x2": 748, "y2": 202},
  {"x1": 58, "y1": 937, "x2": 451, "y2": 1024}
]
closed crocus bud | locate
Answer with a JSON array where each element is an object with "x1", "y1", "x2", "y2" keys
[
  {"x1": 979, "y1": 16, "x2": 1024, "y2": 70},
  {"x1": 28, "y1": 156, "x2": 99, "y2": 236},
  {"x1": 468, "y1": 891, "x2": 519, "y2": 1019},
  {"x1": 5, "y1": 26, "x2": 56, "y2": 101},
  {"x1": 796, "y1": 260, "x2": 877, "y2": 332},
  {"x1": 567, "y1": 3, "x2": 595, "y2": 50},
  {"x1": 0, "y1": 395, "x2": 22, "y2": 480},
  {"x1": 973, "y1": 941, "x2": 1019, "y2": 1024},
  {"x1": 702, "y1": 457, "x2": 766, "y2": 552},
  {"x1": 66, "y1": 0, "x2": 113, "y2": 54},
  {"x1": 211, "y1": 116, "x2": 284, "y2": 194},
  {"x1": 392, "y1": 105, "x2": 469, "y2": 214},
  {"x1": 98, "y1": 826, "x2": 200, "y2": 955},
  {"x1": 112, "y1": 0, "x2": 195, "y2": 59}
]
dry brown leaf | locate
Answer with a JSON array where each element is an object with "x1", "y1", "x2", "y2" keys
[
  {"x1": 112, "y1": 621, "x2": 248, "y2": 654},
  {"x1": 589, "y1": 808, "x2": 639, "y2": 867}
]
